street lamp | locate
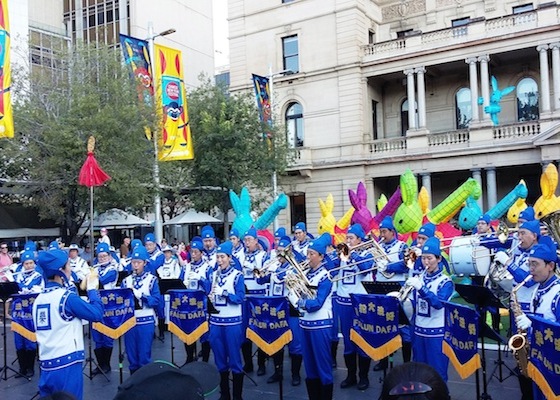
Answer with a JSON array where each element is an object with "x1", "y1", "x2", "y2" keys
[
  {"x1": 147, "y1": 22, "x2": 176, "y2": 244},
  {"x1": 268, "y1": 66, "x2": 293, "y2": 232}
]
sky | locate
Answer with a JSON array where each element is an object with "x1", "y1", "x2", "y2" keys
[{"x1": 212, "y1": 0, "x2": 229, "y2": 69}]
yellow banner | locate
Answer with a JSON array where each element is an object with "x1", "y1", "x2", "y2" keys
[
  {"x1": 153, "y1": 44, "x2": 194, "y2": 161},
  {"x1": 0, "y1": 0, "x2": 13, "y2": 138}
]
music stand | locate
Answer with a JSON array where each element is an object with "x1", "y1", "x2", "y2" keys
[
  {"x1": 455, "y1": 284, "x2": 508, "y2": 400},
  {"x1": 0, "y1": 282, "x2": 28, "y2": 381}
]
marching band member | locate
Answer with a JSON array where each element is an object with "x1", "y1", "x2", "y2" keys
[
  {"x1": 257, "y1": 235, "x2": 303, "y2": 386},
  {"x1": 292, "y1": 222, "x2": 311, "y2": 263},
  {"x1": 91, "y1": 242, "x2": 119, "y2": 374},
  {"x1": 509, "y1": 207, "x2": 535, "y2": 255},
  {"x1": 68, "y1": 244, "x2": 89, "y2": 284},
  {"x1": 229, "y1": 228, "x2": 245, "y2": 266},
  {"x1": 295, "y1": 235, "x2": 334, "y2": 400},
  {"x1": 121, "y1": 245, "x2": 161, "y2": 375},
  {"x1": 475, "y1": 214, "x2": 493, "y2": 237},
  {"x1": 405, "y1": 237, "x2": 454, "y2": 382},
  {"x1": 410, "y1": 222, "x2": 435, "y2": 276},
  {"x1": 241, "y1": 226, "x2": 269, "y2": 375},
  {"x1": 13, "y1": 251, "x2": 44, "y2": 378},
  {"x1": 375, "y1": 216, "x2": 410, "y2": 371},
  {"x1": 156, "y1": 245, "x2": 183, "y2": 341},
  {"x1": 201, "y1": 225, "x2": 218, "y2": 267},
  {"x1": 335, "y1": 224, "x2": 374, "y2": 390},
  {"x1": 514, "y1": 239, "x2": 560, "y2": 400},
  {"x1": 270, "y1": 227, "x2": 287, "y2": 260},
  {"x1": 183, "y1": 239, "x2": 212, "y2": 363},
  {"x1": 208, "y1": 241, "x2": 246, "y2": 400},
  {"x1": 144, "y1": 233, "x2": 164, "y2": 275},
  {"x1": 32, "y1": 249, "x2": 103, "y2": 400}
]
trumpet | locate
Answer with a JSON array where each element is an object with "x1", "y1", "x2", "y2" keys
[
  {"x1": 328, "y1": 238, "x2": 390, "y2": 278},
  {"x1": 253, "y1": 258, "x2": 280, "y2": 278}
]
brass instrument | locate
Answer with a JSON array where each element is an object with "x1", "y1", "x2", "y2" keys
[
  {"x1": 508, "y1": 274, "x2": 533, "y2": 377},
  {"x1": 253, "y1": 258, "x2": 280, "y2": 278},
  {"x1": 208, "y1": 267, "x2": 220, "y2": 304},
  {"x1": 397, "y1": 269, "x2": 426, "y2": 302},
  {"x1": 483, "y1": 244, "x2": 520, "y2": 306},
  {"x1": 541, "y1": 210, "x2": 560, "y2": 252},
  {"x1": 328, "y1": 238, "x2": 394, "y2": 281},
  {"x1": 280, "y1": 246, "x2": 316, "y2": 300}
]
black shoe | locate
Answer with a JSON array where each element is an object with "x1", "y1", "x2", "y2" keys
[
  {"x1": 267, "y1": 371, "x2": 281, "y2": 384},
  {"x1": 357, "y1": 376, "x2": 369, "y2": 390},
  {"x1": 291, "y1": 374, "x2": 301, "y2": 386},
  {"x1": 257, "y1": 366, "x2": 266, "y2": 376},
  {"x1": 243, "y1": 364, "x2": 253, "y2": 373},
  {"x1": 101, "y1": 365, "x2": 112, "y2": 374},
  {"x1": 340, "y1": 376, "x2": 357, "y2": 389},
  {"x1": 92, "y1": 366, "x2": 102, "y2": 375},
  {"x1": 25, "y1": 369, "x2": 35, "y2": 378},
  {"x1": 373, "y1": 359, "x2": 388, "y2": 371}
]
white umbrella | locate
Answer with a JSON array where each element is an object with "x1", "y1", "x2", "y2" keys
[
  {"x1": 92, "y1": 208, "x2": 151, "y2": 228},
  {"x1": 164, "y1": 209, "x2": 221, "y2": 225}
]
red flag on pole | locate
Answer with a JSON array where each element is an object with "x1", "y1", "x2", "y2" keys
[{"x1": 78, "y1": 137, "x2": 110, "y2": 187}]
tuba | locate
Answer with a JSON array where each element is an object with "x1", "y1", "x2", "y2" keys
[
  {"x1": 541, "y1": 210, "x2": 560, "y2": 249},
  {"x1": 508, "y1": 274, "x2": 533, "y2": 377}
]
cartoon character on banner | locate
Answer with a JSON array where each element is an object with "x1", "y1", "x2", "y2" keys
[
  {"x1": 393, "y1": 169, "x2": 423, "y2": 234},
  {"x1": 534, "y1": 163, "x2": 560, "y2": 219},
  {"x1": 317, "y1": 194, "x2": 354, "y2": 245},
  {"x1": 229, "y1": 187, "x2": 288, "y2": 235},
  {"x1": 478, "y1": 76, "x2": 515, "y2": 126}
]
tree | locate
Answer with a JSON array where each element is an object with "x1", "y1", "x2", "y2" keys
[
  {"x1": 183, "y1": 76, "x2": 291, "y2": 224},
  {"x1": 2, "y1": 43, "x2": 157, "y2": 242}
]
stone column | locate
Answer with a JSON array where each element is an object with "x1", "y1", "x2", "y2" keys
[
  {"x1": 485, "y1": 167, "x2": 497, "y2": 210},
  {"x1": 404, "y1": 69, "x2": 417, "y2": 130},
  {"x1": 471, "y1": 168, "x2": 483, "y2": 209},
  {"x1": 550, "y1": 43, "x2": 560, "y2": 112},
  {"x1": 478, "y1": 55, "x2": 491, "y2": 123},
  {"x1": 466, "y1": 58, "x2": 480, "y2": 123},
  {"x1": 415, "y1": 67, "x2": 427, "y2": 129},
  {"x1": 537, "y1": 45, "x2": 551, "y2": 114},
  {"x1": 421, "y1": 173, "x2": 432, "y2": 209}
]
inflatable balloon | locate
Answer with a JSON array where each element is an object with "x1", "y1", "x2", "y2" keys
[
  {"x1": 317, "y1": 193, "x2": 354, "y2": 245},
  {"x1": 487, "y1": 180, "x2": 528, "y2": 221},
  {"x1": 458, "y1": 196, "x2": 483, "y2": 230},
  {"x1": 418, "y1": 186, "x2": 430, "y2": 215},
  {"x1": 427, "y1": 178, "x2": 481, "y2": 224},
  {"x1": 507, "y1": 197, "x2": 528, "y2": 224},
  {"x1": 534, "y1": 163, "x2": 560, "y2": 219},
  {"x1": 373, "y1": 187, "x2": 402, "y2": 226},
  {"x1": 394, "y1": 169, "x2": 423, "y2": 233},
  {"x1": 349, "y1": 182, "x2": 374, "y2": 234},
  {"x1": 229, "y1": 187, "x2": 288, "y2": 235},
  {"x1": 377, "y1": 194, "x2": 388, "y2": 212}
]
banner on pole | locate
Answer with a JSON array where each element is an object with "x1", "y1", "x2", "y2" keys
[{"x1": 0, "y1": 0, "x2": 13, "y2": 138}]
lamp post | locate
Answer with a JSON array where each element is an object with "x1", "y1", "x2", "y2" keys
[
  {"x1": 147, "y1": 23, "x2": 176, "y2": 244},
  {"x1": 268, "y1": 67, "x2": 293, "y2": 232}
]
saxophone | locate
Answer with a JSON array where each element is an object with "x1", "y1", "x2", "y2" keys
[{"x1": 508, "y1": 274, "x2": 532, "y2": 377}]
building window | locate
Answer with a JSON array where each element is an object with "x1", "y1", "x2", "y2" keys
[
  {"x1": 513, "y1": 4, "x2": 533, "y2": 13},
  {"x1": 396, "y1": 29, "x2": 413, "y2": 38},
  {"x1": 517, "y1": 77, "x2": 539, "y2": 121},
  {"x1": 282, "y1": 35, "x2": 299, "y2": 73},
  {"x1": 286, "y1": 102, "x2": 304, "y2": 147},
  {"x1": 372, "y1": 100, "x2": 378, "y2": 140},
  {"x1": 401, "y1": 99, "x2": 418, "y2": 135},
  {"x1": 452, "y1": 17, "x2": 470, "y2": 27},
  {"x1": 455, "y1": 87, "x2": 472, "y2": 129},
  {"x1": 368, "y1": 30, "x2": 375, "y2": 44},
  {"x1": 282, "y1": 0, "x2": 295, "y2": 3},
  {"x1": 289, "y1": 193, "x2": 306, "y2": 229}
]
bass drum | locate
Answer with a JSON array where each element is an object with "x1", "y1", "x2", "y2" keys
[{"x1": 449, "y1": 237, "x2": 491, "y2": 276}]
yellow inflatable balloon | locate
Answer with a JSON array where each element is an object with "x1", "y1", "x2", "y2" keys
[
  {"x1": 534, "y1": 163, "x2": 560, "y2": 219},
  {"x1": 377, "y1": 194, "x2": 388, "y2": 212},
  {"x1": 418, "y1": 186, "x2": 430, "y2": 215},
  {"x1": 507, "y1": 198, "x2": 528, "y2": 225}
]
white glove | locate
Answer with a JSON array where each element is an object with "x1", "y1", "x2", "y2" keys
[
  {"x1": 377, "y1": 259, "x2": 388, "y2": 272},
  {"x1": 516, "y1": 313, "x2": 532, "y2": 330},
  {"x1": 86, "y1": 273, "x2": 99, "y2": 291},
  {"x1": 221, "y1": 289, "x2": 229, "y2": 298},
  {"x1": 406, "y1": 276, "x2": 423, "y2": 290},
  {"x1": 287, "y1": 291, "x2": 299, "y2": 307},
  {"x1": 133, "y1": 289, "x2": 142, "y2": 300},
  {"x1": 188, "y1": 271, "x2": 198, "y2": 280},
  {"x1": 494, "y1": 251, "x2": 510, "y2": 267}
]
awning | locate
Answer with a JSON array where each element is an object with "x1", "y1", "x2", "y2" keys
[
  {"x1": 164, "y1": 209, "x2": 221, "y2": 225},
  {"x1": 90, "y1": 208, "x2": 151, "y2": 229}
]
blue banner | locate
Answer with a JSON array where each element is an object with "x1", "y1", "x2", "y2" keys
[
  {"x1": 528, "y1": 315, "x2": 560, "y2": 399},
  {"x1": 247, "y1": 296, "x2": 292, "y2": 356},
  {"x1": 349, "y1": 294, "x2": 401, "y2": 361},
  {"x1": 252, "y1": 74, "x2": 272, "y2": 140},
  {"x1": 120, "y1": 34, "x2": 153, "y2": 106},
  {"x1": 11, "y1": 293, "x2": 37, "y2": 342},
  {"x1": 442, "y1": 302, "x2": 481, "y2": 379},
  {"x1": 92, "y1": 289, "x2": 136, "y2": 339},
  {"x1": 168, "y1": 290, "x2": 208, "y2": 345}
]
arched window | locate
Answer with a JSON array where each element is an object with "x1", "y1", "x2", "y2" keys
[
  {"x1": 517, "y1": 77, "x2": 539, "y2": 121},
  {"x1": 286, "y1": 102, "x2": 304, "y2": 147},
  {"x1": 455, "y1": 87, "x2": 472, "y2": 129}
]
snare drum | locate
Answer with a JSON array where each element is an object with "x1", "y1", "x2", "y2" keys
[{"x1": 449, "y1": 237, "x2": 490, "y2": 276}]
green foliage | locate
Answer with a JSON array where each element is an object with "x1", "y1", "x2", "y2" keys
[{"x1": 3, "y1": 43, "x2": 156, "y2": 241}]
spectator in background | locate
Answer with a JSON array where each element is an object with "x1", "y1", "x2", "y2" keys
[
  {"x1": 99, "y1": 228, "x2": 111, "y2": 246},
  {"x1": 120, "y1": 236, "x2": 131, "y2": 259},
  {"x1": 81, "y1": 244, "x2": 93, "y2": 265},
  {"x1": 0, "y1": 242, "x2": 13, "y2": 268}
]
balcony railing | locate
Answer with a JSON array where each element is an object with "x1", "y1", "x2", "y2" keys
[
  {"x1": 493, "y1": 121, "x2": 540, "y2": 139},
  {"x1": 428, "y1": 129, "x2": 470, "y2": 147}
]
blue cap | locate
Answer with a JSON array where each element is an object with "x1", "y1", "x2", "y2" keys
[
  {"x1": 96, "y1": 242, "x2": 110, "y2": 255},
  {"x1": 529, "y1": 243, "x2": 557, "y2": 263},
  {"x1": 201, "y1": 225, "x2": 215, "y2": 239},
  {"x1": 317, "y1": 232, "x2": 332, "y2": 246},
  {"x1": 278, "y1": 236, "x2": 292, "y2": 248},
  {"x1": 308, "y1": 239, "x2": 327, "y2": 255},
  {"x1": 478, "y1": 214, "x2": 491, "y2": 224},
  {"x1": 244, "y1": 227, "x2": 257, "y2": 239},
  {"x1": 519, "y1": 207, "x2": 535, "y2": 222},
  {"x1": 144, "y1": 233, "x2": 156, "y2": 244},
  {"x1": 131, "y1": 239, "x2": 142, "y2": 249},
  {"x1": 131, "y1": 246, "x2": 149, "y2": 261},
  {"x1": 190, "y1": 240, "x2": 203, "y2": 251},
  {"x1": 520, "y1": 220, "x2": 540, "y2": 237},
  {"x1": 24, "y1": 241, "x2": 36, "y2": 252},
  {"x1": 39, "y1": 249, "x2": 68, "y2": 278},
  {"x1": 379, "y1": 216, "x2": 395, "y2": 232},
  {"x1": 48, "y1": 240, "x2": 59, "y2": 251},
  {"x1": 422, "y1": 237, "x2": 441, "y2": 257},
  {"x1": 217, "y1": 241, "x2": 233, "y2": 256},
  {"x1": 274, "y1": 227, "x2": 287, "y2": 239},
  {"x1": 21, "y1": 251, "x2": 35, "y2": 262},
  {"x1": 294, "y1": 222, "x2": 306, "y2": 232},
  {"x1": 347, "y1": 224, "x2": 366, "y2": 240},
  {"x1": 418, "y1": 222, "x2": 436, "y2": 238},
  {"x1": 229, "y1": 228, "x2": 239, "y2": 238}
]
